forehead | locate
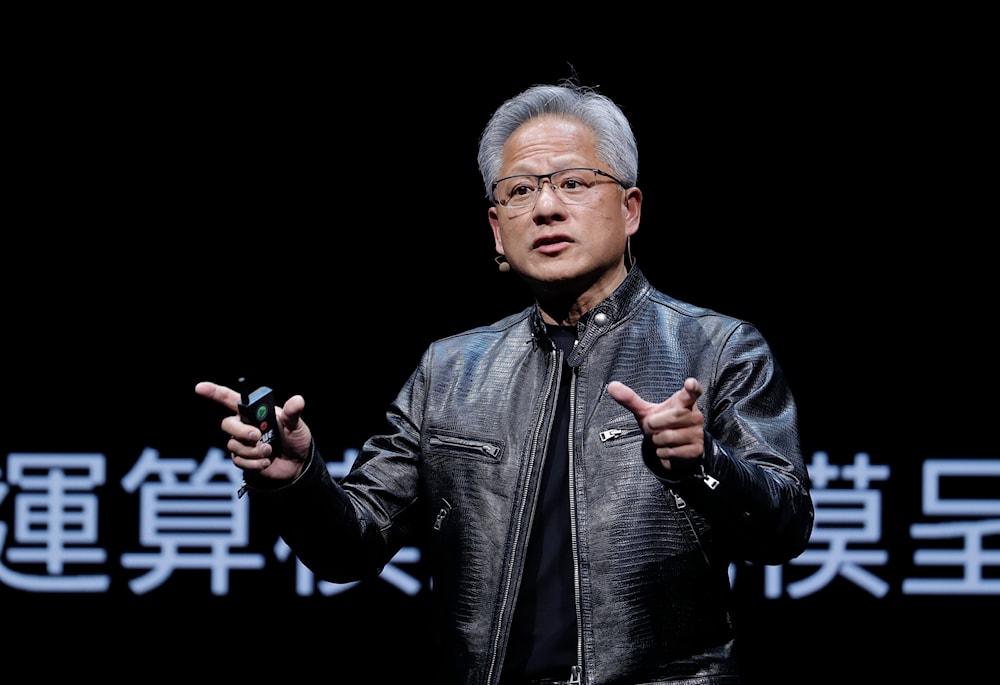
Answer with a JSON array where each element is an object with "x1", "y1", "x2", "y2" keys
[{"x1": 501, "y1": 115, "x2": 600, "y2": 171}]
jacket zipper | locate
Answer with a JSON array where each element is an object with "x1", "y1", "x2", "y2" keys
[
  {"x1": 602, "y1": 428, "x2": 720, "y2": 490},
  {"x1": 486, "y1": 346, "x2": 561, "y2": 684},
  {"x1": 427, "y1": 434, "x2": 502, "y2": 459},
  {"x1": 567, "y1": 364, "x2": 584, "y2": 681},
  {"x1": 598, "y1": 427, "x2": 642, "y2": 442}
]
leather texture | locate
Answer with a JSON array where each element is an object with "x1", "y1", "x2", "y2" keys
[{"x1": 259, "y1": 264, "x2": 814, "y2": 685}]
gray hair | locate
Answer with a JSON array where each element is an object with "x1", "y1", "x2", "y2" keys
[{"x1": 477, "y1": 82, "x2": 639, "y2": 205}]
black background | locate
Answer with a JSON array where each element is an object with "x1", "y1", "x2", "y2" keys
[{"x1": 3, "y1": 13, "x2": 995, "y2": 683}]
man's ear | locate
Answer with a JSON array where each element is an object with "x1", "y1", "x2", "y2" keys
[
  {"x1": 489, "y1": 207, "x2": 504, "y2": 252},
  {"x1": 624, "y1": 187, "x2": 642, "y2": 235}
]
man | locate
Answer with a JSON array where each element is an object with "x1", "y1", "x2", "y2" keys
[{"x1": 196, "y1": 81, "x2": 814, "y2": 684}]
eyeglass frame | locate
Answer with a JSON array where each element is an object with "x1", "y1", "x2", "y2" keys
[{"x1": 490, "y1": 167, "x2": 629, "y2": 208}]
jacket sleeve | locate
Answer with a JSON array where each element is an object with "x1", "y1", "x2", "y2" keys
[
  {"x1": 645, "y1": 321, "x2": 815, "y2": 565},
  {"x1": 247, "y1": 361, "x2": 428, "y2": 583}
]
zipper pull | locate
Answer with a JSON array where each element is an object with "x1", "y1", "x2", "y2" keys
[
  {"x1": 433, "y1": 498, "x2": 453, "y2": 531},
  {"x1": 238, "y1": 479, "x2": 248, "y2": 498},
  {"x1": 570, "y1": 665, "x2": 582, "y2": 684},
  {"x1": 599, "y1": 428, "x2": 624, "y2": 442},
  {"x1": 694, "y1": 459, "x2": 720, "y2": 490}
]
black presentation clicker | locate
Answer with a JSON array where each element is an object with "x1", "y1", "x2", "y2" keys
[{"x1": 237, "y1": 377, "x2": 281, "y2": 452}]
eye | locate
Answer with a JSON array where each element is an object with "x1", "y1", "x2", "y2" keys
[
  {"x1": 557, "y1": 172, "x2": 591, "y2": 191},
  {"x1": 510, "y1": 181, "x2": 536, "y2": 197}
]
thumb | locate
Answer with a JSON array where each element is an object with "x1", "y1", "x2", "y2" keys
[
  {"x1": 607, "y1": 380, "x2": 655, "y2": 417},
  {"x1": 278, "y1": 394, "x2": 306, "y2": 431},
  {"x1": 676, "y1": 377, "x2": 703, "y2": 410}
]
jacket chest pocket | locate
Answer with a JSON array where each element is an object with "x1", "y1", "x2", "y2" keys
[{"x1": 425, "y1": 431, "x2": 505, "y2": 464}]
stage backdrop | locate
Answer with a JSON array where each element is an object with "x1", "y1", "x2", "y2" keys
[{"x1": 4, "y1": 35, "x2": 994, "y2": 684}]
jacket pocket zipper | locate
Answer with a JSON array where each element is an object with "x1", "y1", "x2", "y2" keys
[{"x1": 428, "y1": 434, "x2": 502, "y2": 459}]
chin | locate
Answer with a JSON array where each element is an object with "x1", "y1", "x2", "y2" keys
[{"x1": 528, "y1": 266, "x2": 592, "y2": 294}]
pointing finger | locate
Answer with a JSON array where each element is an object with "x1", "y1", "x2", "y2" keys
[
  {"x1": 195, "y1": 381, "x2": 240, "y2": 412},
  {"x1": 607, "y1": 380, "x2": 653, "y2": 416}
]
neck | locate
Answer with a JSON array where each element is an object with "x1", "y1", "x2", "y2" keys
[{"x1": 535, "y1": 263, "x2": 628, "y2": 326}]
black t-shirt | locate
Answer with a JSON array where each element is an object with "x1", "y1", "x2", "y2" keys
[{"x1": 502, "y1": 325, "x2": 578, "y2": 680}]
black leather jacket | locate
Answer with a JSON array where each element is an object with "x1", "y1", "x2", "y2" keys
[{"x1": 257, "y1": 266, "x2": 814, "y2": 684}]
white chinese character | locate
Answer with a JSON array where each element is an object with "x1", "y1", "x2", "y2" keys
[
  {"x1": 903, "y1": 459, "x2": 1000, "y2": 595},
  {"x1": 765, "y1": 451, "x2": 890, "y2": 598},
  {"x1": 120, "y1": 447, "x2": 265, "y2": 595},
  {"x1": 0, "y1": 453, "x2": 109, "y2": 592}
]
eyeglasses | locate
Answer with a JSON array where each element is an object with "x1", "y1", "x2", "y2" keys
[{"x1": 492, "y1": 167, "x2": 627, "y2": 209}]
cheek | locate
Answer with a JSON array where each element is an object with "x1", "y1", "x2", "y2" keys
[
  {"x1": 494, "y1": 227, "x2": 528, "y2": 257},
  {"x1": 589, "y1": 206, "x2": 623, "y2": 227}
]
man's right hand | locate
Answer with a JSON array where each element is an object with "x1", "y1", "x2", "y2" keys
[{"x1": 195, "y1": 381, "x2": 312, "y2": 480}]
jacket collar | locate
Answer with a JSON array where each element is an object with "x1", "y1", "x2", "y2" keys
[{"x1": 529, "y1": 264, "x2": 652, "y2": 366}]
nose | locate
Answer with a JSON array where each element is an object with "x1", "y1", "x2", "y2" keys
[
  {"x1": 534, "y1": 178, "x2": 563, "y2": 205},
  {"x1": 531, "y1": 180, "x2": 567, "y2": 220}
]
